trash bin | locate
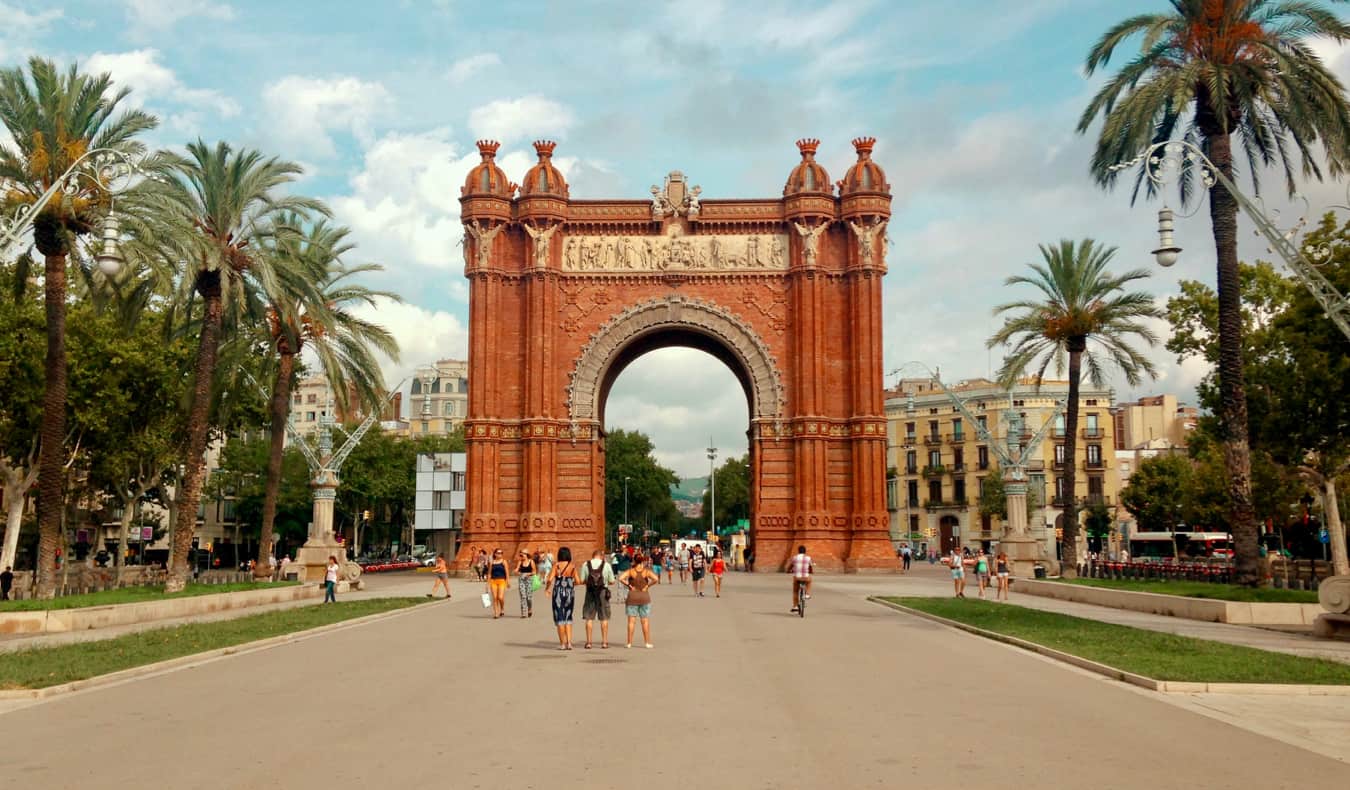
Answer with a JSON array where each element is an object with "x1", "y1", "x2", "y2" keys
[{"x1": 1033, "y1": 565, "x2": 1047, "y2": 580}]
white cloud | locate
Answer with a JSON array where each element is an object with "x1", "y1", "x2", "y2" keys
[
  {"x1": 347, "y1": 297, "x2": 468, "y2": 397},
  {"x1": 468, "y1": 95, "x2": 575, "y2": 144},
  {"x1": 123, "y1": 0, "x2": 233, "y2": 33},
  {"x1": 0, "y1": 3, "x2": 62, "y2": 61},
  {"x1": 447, "y1": 53, "x2": 501, "y2": 84},
  {"x1": 84, "y1": 49, "x2": 240, "y2": 119},
  {"x1": 262, "y1": 75, "x2": 391, "y2": 158}
]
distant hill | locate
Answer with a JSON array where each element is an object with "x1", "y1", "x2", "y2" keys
[{"x1": 671, "y1": 476, "x2": 708, "y2": 502}]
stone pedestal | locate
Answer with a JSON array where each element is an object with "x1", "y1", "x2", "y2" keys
[
  {"x1": 294, "y1": 473, "x2": 362, "y2": 588},
  {"x1": 1001, "y1": 483, "x2": 1052, "y2": 578},
  {"x1": 1314, "y1": 574, "x2": 1350, "y2": 639}
]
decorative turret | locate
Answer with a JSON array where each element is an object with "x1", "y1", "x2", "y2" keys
[
  {"x1": 838, "y1": 136, "x2": 891, "y2": 224},
  {"x1": 460, "y1": 139, "x2": 513, "y2": 225},
  {"x1": 783, "y1": 138, "x2": 831, "y2": 197},
  {"x1": 519, "y1": 140, "x2": 568, "y2": 198},
  {"x1": 516, "y1": 139, "x2": 569, "y2": 225},
  {"x1": 783, "y1": 138, "x2": 835, "y2": 223}
]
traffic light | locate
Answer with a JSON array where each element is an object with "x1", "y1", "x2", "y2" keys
[
  {"x1": 363, "y1": 510, "x2": 372, "y2": 521},
  {"x1": 1055, "y1": 527, "x2": 1064, "y2": 540}
]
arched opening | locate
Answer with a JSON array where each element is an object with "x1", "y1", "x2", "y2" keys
[{"x1": 601, "y1": 341, "x2": 752, "y2": 563}]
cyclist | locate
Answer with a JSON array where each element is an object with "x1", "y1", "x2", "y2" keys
[{"x1": 789, "y1": 545, "x2": 813, "y2": 613}]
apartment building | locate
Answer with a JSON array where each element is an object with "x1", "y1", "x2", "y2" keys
[
  {"x1": 1112, "y1": 394, "x2": 1197, "y2": 451},
  {"x1": 884, "y1": 377, "x2": 1121, "y2": 556},
  {"x1": 409, "y1": 359, "x2": 469, "y2": 436},
  {"x1": 290, "y1": 375, "x2": 403, "y2": 437}
]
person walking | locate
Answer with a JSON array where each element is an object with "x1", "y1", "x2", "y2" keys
[
  {"x1": 0, "y1": 566, "x2": 12, "y2": 600},
  {"x1": 580, "y1": 549, "x2": 615, "y2": 649},
  {"x1": 689, "y1": 545, "x2": 707, "y2": 597},
  {"x1": 516, "y1": 550, "x2": 537, "y2": 618},
  {"x1": 619, "y1": 553, "x2": 660, "y2": 648},
  {"x1": 949, "y1": 548, "x2": 966, "y2": 598},
  {"x1": 975, "y1": 549, "x2": 990, "y2": 599},
  {"x1": 429, "y1": 553, "x2": 451, "y2": 599},
  {"x1": 995, "y1": 552, "x2": 1011, "y2": 601},
  {"x1": 710, "y1": 552, "x2": 726, "y2": 597},
  {"x1": 474, "y1": 548, "x2": 489, "y2": 582},
  {"x1": 486, "y1": 548, "x2": 510, "y2": 619},
  {"x1": 677, "y1": 544, "x2": 690, "y2": 583},
  {"x1": 901, "y1": 544, "x2": 912, "y2": 572},
  {"x1": 545, "y1": 547, "x2": 581, "y2": 650},
  {"x1": 744, "y1": 545, "x2": 754, "y2": 573},
  {"x1": 324, "y1": 555, "x2": 340, "y2": 603},
  {"x1": 650, "y1": 549, "x2": 664, "y2": 583},
  {"x1": 539, "y1": 547, "x2": 553, "y2": 581}
]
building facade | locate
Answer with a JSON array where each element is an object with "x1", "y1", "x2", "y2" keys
[
  {"x1": 409, "y1": 359, "x2": 469, "y2": 436},
  {"x1": 1112, "y1": 394, "x2": 1197, "y2": 451},
  {"x1": 885, "y1": 377, "x2": 1121, "y2": 557},
  {"x1": 415, "y1": 452, "x2": 466, "y2": 557},
  {"x1": 290, "y1": 374, "x2": 403, "y2": 438}
]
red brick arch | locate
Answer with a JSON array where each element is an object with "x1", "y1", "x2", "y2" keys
[{"x1": 456, "y1": 140, "x2": 895, "y2": 571}]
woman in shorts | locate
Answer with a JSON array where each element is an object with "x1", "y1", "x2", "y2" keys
[
  {"x1": 950, "y1": 548, "x2": 966, "y2": 598},
  {"x1": 974, "y1": 550, "x2": 991, "y2": 599},
  {"x1": 710, "y1": 553, "x2": 726, "y2": 597},
  {"x1": 429, "y1": 553, "x2": 450, "y2": 599},
  {"x1": 995, "y1": 552, "x2": 1011, "y2": 601},
  {"x1": 619, "y1": 553, "x2": 660, "y2": 648}
]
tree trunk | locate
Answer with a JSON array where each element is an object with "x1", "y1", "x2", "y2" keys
[
  {"x1": 257, "y1": 348, "x2": 296, "y2": 578},
  {"x1": 1060, "y1": 341, "x2": 1084, "y2": 576},
  {"x1": 0, "y1": 459, "x2": 37, "y2": 571},
  {"x1": 1206, "y1": 131, "x2": 1261, "y2": 586},
  {"x1": 34, "y1": 251, "x2": 69, "y2": 599},
  {"x1": 166, "y1": 271, "x2": 224, "y2": 593},
  {"x1": 1324, "y1": 476, "x2": 1349, "y2": 578},
  {"x1": 115, "y1": 495, "x2": 136, "y2": 570}
]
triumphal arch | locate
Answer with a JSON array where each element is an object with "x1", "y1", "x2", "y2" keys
[{"x1": 457, "y1": 137, "x2": 893, "y2": 571}]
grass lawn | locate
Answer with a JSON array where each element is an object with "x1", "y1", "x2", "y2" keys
[
  {"x1": 0, "y1": 581, "x2": 300, "y2": 612},
  {"x1": 884, "y1": 597, "x2": 1350, "y2": 685},
  {"x1": 0, "y1": 597, "x2": 424, "y2": 690},
  {"x1": 1059, "y1": 578, "x2": 1318, "y2": 604}
]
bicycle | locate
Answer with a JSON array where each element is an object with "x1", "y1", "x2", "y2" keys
[{"x1": 795, "y1": 579, "x2": 807, "y2": 617}]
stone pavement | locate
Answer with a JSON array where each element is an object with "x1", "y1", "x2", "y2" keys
[{"x1": 0, "y1": 569, "x2": 1343, "y2": 788}]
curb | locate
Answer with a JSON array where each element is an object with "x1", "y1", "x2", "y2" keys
[
  {"x1": 868, "y1": 597, "x2": 1350, "y2": 696},
  {"x1": 0, "y1": 598, "x2": 444, "y2": 703}
]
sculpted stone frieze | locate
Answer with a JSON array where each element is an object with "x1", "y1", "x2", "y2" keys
[{"x1": 560, "y1": 232, "x2": 788, "y2": 273}]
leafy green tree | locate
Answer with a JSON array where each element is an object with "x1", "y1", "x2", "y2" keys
[
  {"x1": 1079, "y1": 0, "x2": 1350, "y2": 585},
  {"x1": 603, "y1": 429, "x2": 678, "y2": 547},
  {"x1": 1120, "y1": 454, "x2": 1192, "y2": 534},
  {"x1": 155, "y1": 141, "x2": 324, "y2": 592},
  {"x1": 206, "y1": 436, "x2": 313, "y2": 553},
  {"x1": 254, "y1": 219, "x2": 398, "y2": 573},
  {"x1": 337, "y1": 427, "x2": 464, "y2": 553},
  {"x1": 0, "y1": 58, "x2": 157, "y2": 596},
  {"x1": 988, "y1": 239, "x2": 1161, "y2": 571},
  {"x1": 979, "y1": 471, "x2": 1040, "y2": 522},
  {"x1": 0, "y1": 267, "x2": 44, "y2": 569},
  {"x1": 702, "y1": 454, "x2": 750, "y2": 532}
]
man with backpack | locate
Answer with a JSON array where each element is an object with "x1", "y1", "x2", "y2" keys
[{"x1": 580, "y1": 549, "x2": 615, "y2": 649}]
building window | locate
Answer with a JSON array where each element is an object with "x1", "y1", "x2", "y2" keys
[
  {"x1": 1054, "y1": 414, "x2": 1065, "y2": 436},
  {"x1": 929, "y1": 408, "x2": 938, "y2": 415},
  {"x1": 293, "y1": 393, "x2": 302, "y2": 404},
  {"x1": 907, "y1": 481, "x2": 919, "y2": 508},
  {"x1": 928, "y1": 449, "x2": 941, "y2": 468},
  {"x1": 905, "y1": 450, "x2": 917, "y2": 474},
  {"x1": 1086, "y1": 413, "x2": 1099, "y2": 430},
  {"x1": 433, "y1": 491, "x2": 453, "y2": 509},
  {"x1": 908, "y1": 515, "x2": 919, "y2": 535},
  {"x1": 953, "y1": 479, "x2": 966, "y2": 502},
  {"x1": 443, "y1": 401, "x2": 455, "y2": 416},
  {"x1": 1054, "y1": 444, "x2": 1066, "y2": 464},
  {"x1": 411, "y1": 379, "x2": 422, "y2": 394},
  {"x1": 307, "y1": 394, "x2": 317, "y2": 404},
  {"x1": 952, "y1": 418, "x2": 963, "y2": 440},
  {"x1": 928, "y1": 480, "x2": 942, "y2": 502},
  {"x1": 452, "y1": 472, "x2": 465, "y2": 491},
  {"x1": 1086, "y1": 399, "x2": 1098, "y2": 406},
  {"x1": 306, "y1": 411, "x2": 316, "y2": 422},
  {"x1": 977, "y1": 446, "x2": 989, "y2": 470},
  {"x1": 905, "y1": 422, "x2": 916, "y2": 442},
  {"x1": 1088, "y1": 476, "x2": 1104, "y2": 495},
  {"x1": 953, "y1": 448, "x2": 964, "y2": 471},
  {"x1": 421, "y1": 421, "x2": 429, "y2": 434},
  {"x1": 977, "y1": 415, "x2": 987, "y2": 430},
  {"x1": 1086, "y1": 444, "x2": 1102, "y2": 465},
  {"x1": 1055, "y1": 477, "x2": 1067, "y2": 500},
  {"x1": 1013, "y1": 399, "x2": 1024, "y2": 407},
  {"x1": 927, "y1": 420, "x2": 939, "y2": 440}
]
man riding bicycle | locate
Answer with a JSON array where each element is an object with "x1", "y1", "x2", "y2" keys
[{"x1": 789, "y1": 545, "x2": 812, "y2": 613}]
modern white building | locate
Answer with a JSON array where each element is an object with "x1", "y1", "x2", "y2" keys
[{"x1": 415, "y1": 452, "x2": 466, "y2": 556}]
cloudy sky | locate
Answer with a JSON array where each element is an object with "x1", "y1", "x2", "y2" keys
[{"x1": 11, "y1": 0, "x2": 1350, "y2": 477}]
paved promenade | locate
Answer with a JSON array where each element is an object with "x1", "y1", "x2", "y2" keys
[{"x1": 0, "y1": 569, "x2": 1343, "y2": 788}]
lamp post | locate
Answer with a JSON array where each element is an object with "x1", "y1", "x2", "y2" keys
[
  {"x1": 0, "y1": 148, "x2": 140, "y2": 272},
  {"x1": 707, "y1": 441, "x2": 718, "y2": 539},
  {"x1": 623, "y1": 476, "x2": 631, "y2": 524}
]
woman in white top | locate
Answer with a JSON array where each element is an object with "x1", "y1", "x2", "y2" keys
[
  {"x1": 324, "y1": 555, "x2": 340, "y2": 603},
  {"x1": 949, "y1": 549, "x2": 966, "y2": 598}
]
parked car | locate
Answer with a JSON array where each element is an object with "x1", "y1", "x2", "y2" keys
[{"x1": 421, "y1": 555, "x2": 439, "y2": 567}]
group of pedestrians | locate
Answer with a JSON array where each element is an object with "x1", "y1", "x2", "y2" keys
[
  {"x1": 948, "y1": 548, "x2": 1010, "y2": 601},
  {"x1": 541, "y1": 548, "x2": 659, "y2": 650}
]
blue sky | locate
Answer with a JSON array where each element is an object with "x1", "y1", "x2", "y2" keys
[{"x1": 8, "y1": 0, "x2": 1350, "y2": 476}]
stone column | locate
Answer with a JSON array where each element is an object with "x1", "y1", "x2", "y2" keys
[
  {"x1": 293, "y1": 471, "x2": 353, "y2": 584},
  {"x1": 1000, "y1": 480, "x2": 1045, "y2": 578}
]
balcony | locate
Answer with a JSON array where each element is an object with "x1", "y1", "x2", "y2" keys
[
  {"x1": 977, "y1": 460, "x2": 990, "y2": 471},
  {"x1": 1051, "y1": 427, "x2": 1067, "y2": 438},
  {"x1": 923, "y1": 434, "x2": 943, "y2": 446},
  {"x1": 1086, "y1": 458, "x2": 1105, "y2": 469},
  {"x1": 904, "y1": 433, "x2": 917, "y2": 445},
  {"x1": 951, "y1": 432, "x2": 966, "y2": 444},
  {"x1": 905, "y1": 465, "x2": 918, "y2": 475},
  {"x1": 907, "y1": 498, "x2": 920, "y2": 509},
  {"x1": 921, "y1": 465, "x2": 946, "y2": 478},
  {"x1": 1083, "y1": 427, "x2": 1104, "y2": 439},
  {"x1": 1084, "y1": 493, "x2": 1110, "y2": 506},
  {"x1": 924, "y1": 499, "x2": 968, "y2": 511},
  {"x1": 1052, "y1": 459, "x2": 1066, "y2": 470},
  {"x1": 1026, "y1": 460, "x2": 1045, "y2": 472},
  {"x1": 951, "y1": 463, "x2": 966, "y2": 473}
]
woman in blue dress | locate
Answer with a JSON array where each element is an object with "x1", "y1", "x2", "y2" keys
[{"x1": 545, "y1": 546, "x2": 581, "y2": 651}]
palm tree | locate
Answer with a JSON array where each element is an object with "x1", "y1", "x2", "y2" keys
[
  {"x1": 1078, "y1": 0, "x2": 1350, "y2": 585},
  {"x1": 254, "y1": 219, "x2": 399, "y2": 575},
  {"x1": 988, "y1": 239, "x2": 1162, "y2": 574},
  {"x1": 156, "y1": 140, "x2": 324, "y2": 592},
  {"x1": 0, "y1": 58, "x2": 156, "y2": 596}
]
